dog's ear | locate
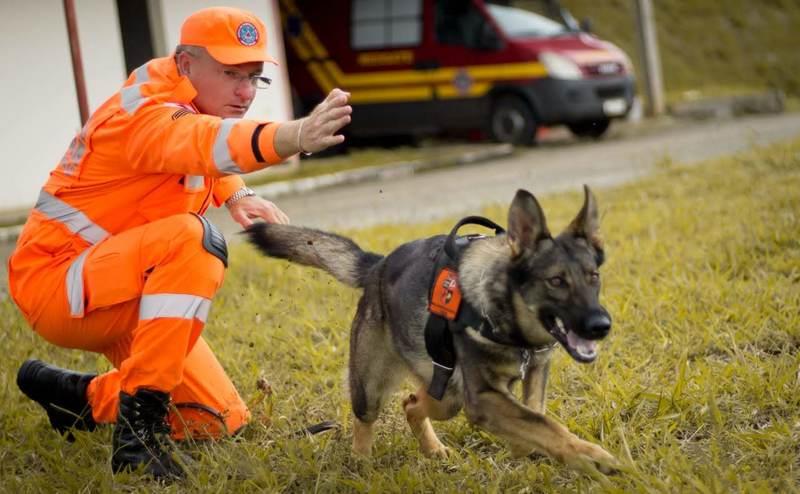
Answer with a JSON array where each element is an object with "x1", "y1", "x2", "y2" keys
[
  {"x1": 508, "y1": 189, "x2": 550, "y2": 258},
  {"x1": 566, "y1": 185, "x2": 605, "y2": 259}
]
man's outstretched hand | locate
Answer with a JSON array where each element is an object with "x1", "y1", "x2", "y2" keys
[
  {"x1": 298, "y1": 88, "x2": 352, "y2": 154},
  {"x1": 275, "y1": 88, "x2": 352, "y2": 156}
]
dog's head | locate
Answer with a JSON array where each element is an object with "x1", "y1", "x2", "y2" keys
[{"x1": 507, "y1": 186, "x2": 611, "y2": 363}]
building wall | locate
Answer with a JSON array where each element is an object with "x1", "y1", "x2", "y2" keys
[
  {"x1": 75, "y1": 1, "x2": 127, "y2": 112},
  {"x1": 0, "y1": 0, "x2": 289, "y2": 212}
]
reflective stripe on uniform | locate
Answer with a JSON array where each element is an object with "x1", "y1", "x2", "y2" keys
[
  {"x1": 35, "y1": 189, "x2": 109, "y2": 245},
  {"x1": 185, "y1": 175, "x2": 205, "y2": 191},
  {"x1": 132, "y1": 63, "x2": 150, "y2": 84},
  {"x1": 120, "y1": 63, "x2": 151, "y2": 114},
  {"x1": 139, "y1": 294, "x2": 212, "y2": 323},
  {"x1": 212, "y1": 119, "x2": 244, "y2": 174},
  {"x1": 66, "y1": 248, "x2": 91, "y2": 317}
]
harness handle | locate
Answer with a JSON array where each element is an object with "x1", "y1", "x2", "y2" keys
[{"x1": 443, "y1": 216, "x2": 505, "y2": 259}]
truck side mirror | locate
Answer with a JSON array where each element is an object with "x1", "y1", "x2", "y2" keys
[{"x1": 579, "y1": 17, "x2": 593, "y2": 33}]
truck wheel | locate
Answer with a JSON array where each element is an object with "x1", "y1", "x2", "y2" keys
[
  {"x1": 567, "y1": 119, "x2": 611, "y2": 139},
  {"x1": 489, "y1": 96, "x2": 537, "y2": 146}
]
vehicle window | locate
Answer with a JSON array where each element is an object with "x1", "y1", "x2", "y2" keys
[
  {"x1": 351, "y1": 0, "x2": 422, "y2": 49},
  {"x1": 435, "y1": 1, "x2": 489, "y2": 48},
  {"x1": 486, "y1": 3, "x2": 568, "y2": 38}
]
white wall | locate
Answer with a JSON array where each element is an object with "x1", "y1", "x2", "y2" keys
[
  {"x1": 0, "y1": 1, "x2": 80, "y2": 211},
  {"x1": 0, "y1": 0, "x2": 124, "y2": 211},
  {"x1": 75, "y1": 0, "x2": 127, "y2": 112}
]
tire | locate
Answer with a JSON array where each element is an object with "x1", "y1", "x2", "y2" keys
[
  {"x1": 488, "y1": 95, "x2": 537, "y2": 146},
  {"x1": 567, "y1": 119, "x2": 611, "y2": 139}
]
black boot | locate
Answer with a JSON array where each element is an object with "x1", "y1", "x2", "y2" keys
[
  {"x1": 111, "y1": 389, "x2": 185, "y2": 480},
  {"x1": 16, "y1": 359, "x2": 97, "y2": 440}
]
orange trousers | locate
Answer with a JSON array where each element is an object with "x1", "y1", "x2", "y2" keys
[{"x1": 14, "y1": 214, "x2": 249, "y2": 439}]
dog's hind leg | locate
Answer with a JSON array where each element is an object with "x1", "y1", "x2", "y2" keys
[
  {"x1": 348, "y1": 295, "x2": 405, "y2": 457},
  {"x1": 403, "y1": 387, "x2": 460, "y2": 457}
]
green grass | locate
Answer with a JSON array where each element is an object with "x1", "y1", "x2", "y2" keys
[
  {"x1": 1, "y1": 138, "x2": 799, "y2": 492},
  {"x1": 517, "y1": 0, "x2": 800, "y2": 99}
]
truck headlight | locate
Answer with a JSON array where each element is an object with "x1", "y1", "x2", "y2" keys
[{"x1": 540, "y1": 52, "x2": 583, "y2": 80}]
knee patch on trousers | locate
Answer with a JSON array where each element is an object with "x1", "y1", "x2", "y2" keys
[{"x1": 192, "y1": 214, "x2": 228, "y2": 267}]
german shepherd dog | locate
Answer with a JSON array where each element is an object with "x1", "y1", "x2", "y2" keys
[{"x1": 246, "y1": 187, "x2": 617, "y2": 473}]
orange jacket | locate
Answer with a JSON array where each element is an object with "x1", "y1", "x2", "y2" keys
[{"x1": 9, "y1": 55, "x2": 286, "y2": 322}]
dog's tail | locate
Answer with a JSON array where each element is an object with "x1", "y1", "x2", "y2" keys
[{"x1": 244, "y1": 223, "x2": 383, "y2": 288}]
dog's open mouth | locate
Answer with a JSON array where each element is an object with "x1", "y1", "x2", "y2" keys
[{"x1": 542, "y1": 314, "x2": 599, "y2": 363}]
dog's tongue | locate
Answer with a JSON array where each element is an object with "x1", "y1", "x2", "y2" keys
[{"x1": 566, "y1": 330, "x2": 598, "y2": 359}]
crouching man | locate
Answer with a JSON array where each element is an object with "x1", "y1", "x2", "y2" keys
[{"x1": 10, "y1": 6, "x2": 350, "y2": 480}]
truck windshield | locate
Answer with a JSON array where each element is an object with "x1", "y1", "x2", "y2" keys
[{"x1": 486, "y1": 4, "x2": 569, "y2": 39}]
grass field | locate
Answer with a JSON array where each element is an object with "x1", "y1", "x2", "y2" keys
[
  {"x1": 516, "y1": 0, "x2": 800, "y2": 100},
  {"x1": 1, "y1": 137, "x2": 799, "y2": 492}
]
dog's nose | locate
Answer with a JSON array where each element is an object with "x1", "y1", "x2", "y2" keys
[{"x1": 584, "y1": 312, "x2": 611, "y2": 338}]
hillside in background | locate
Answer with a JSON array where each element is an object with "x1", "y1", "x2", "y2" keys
[{"x1": 515, "y1": 0, "x2": 800, "y2": 99}]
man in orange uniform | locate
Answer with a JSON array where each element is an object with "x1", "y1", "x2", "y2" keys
[{"x1": 9, "y1": 7, "x2": 351, "y2": 480}]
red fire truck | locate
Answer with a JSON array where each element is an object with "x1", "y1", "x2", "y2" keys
[{"x1": 281, "y1": 0, "x2": 635, "y2": 144}]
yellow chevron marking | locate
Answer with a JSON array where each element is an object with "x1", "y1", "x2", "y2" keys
[
  {"x1": 357, "y1": 50, "x2": 415, "y2": 67},
  {"x1": 286, "y1": 31, "x2": 311, "y2": 61},
  {"x1": 349, "y1": 86, "x2": 433, "y2": 104},
  {"x1": 301, "y1": 24, "x2": 329, "y2": 59},
  {"x1": 321, "y1": 61, "x2": 546, "y2": 88},
  {"x1": 308, "y1": 62, "x2": 336, "y2": 93},
  {"x1": 435, "y1": 82, "x2": 492, "y2": 99},
  {"x1": 283, "y1": 0, "x2": 328, "y2": 58}
]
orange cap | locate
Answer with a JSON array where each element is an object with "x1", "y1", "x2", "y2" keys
[{"x1": 180, "y1": 7, "x2": 277, "y2": 65}]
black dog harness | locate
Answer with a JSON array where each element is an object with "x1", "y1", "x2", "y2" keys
[{"x1": 425, "y1": 216, "x2": 521, "y2": 400}]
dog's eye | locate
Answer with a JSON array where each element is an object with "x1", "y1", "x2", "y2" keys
[
  {"x1": 546, "y1": 276, "x2": 565, "y2": 288},
  {"x1": 588, "y1": 271, "x2": 600, "y2": 284}
]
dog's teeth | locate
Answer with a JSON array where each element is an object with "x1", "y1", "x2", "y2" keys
[{"x1": 555, "y1": 317, "x2": 566, "y2": 335}]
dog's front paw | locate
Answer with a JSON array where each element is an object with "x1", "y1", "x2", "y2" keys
[
  {"x1": 565, "y1": 439, "x2": 619, "y2": 475},
  {"x1": 416, "y1": 427, "x2": 450, "y2": 458},
  {"x1": 421, "y1": 441, "x2": 451, "y2": 458}
]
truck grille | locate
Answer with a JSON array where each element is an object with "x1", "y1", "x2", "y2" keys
[
  {"x1": 584, "y1": 62, "x2": 624, "y2": 77},
  {"x1": 596, "y1": 85, "x2": 627, "y2": 99}
]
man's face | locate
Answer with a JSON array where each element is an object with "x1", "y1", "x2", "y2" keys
[{"x1": 177, "y1": 49, "x2": 264, "y2": 118}]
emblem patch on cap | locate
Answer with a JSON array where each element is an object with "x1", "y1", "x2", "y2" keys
[{"x1": 237, "y1": 22, "x2": 259, "y2": 46}]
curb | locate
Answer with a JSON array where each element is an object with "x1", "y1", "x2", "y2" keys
[
  {"x1": 249, "y1": 143, "x2": 513, "y2": 199},
  {"x1": 0, "y1": 143, "x2": 514, "y2": 244},
  {"x1": 669, "y1": 90, "x2": 785, "y2": 120},
  {"x1": 0, "y1": 224, "x2": 23, "y2": 244}
]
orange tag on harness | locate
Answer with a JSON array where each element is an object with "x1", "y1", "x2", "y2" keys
[{"x1": 429, "y1": 268, "x2": 462, "y2": 321}]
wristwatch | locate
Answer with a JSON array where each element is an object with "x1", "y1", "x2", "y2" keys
[{"x1": 225, "y1": 186, "x2": 256, "y2": 207}]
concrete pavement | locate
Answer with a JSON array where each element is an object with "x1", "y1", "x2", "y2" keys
[{"x1": 206, "y1": 112, "x2": 800, "y2": 236}]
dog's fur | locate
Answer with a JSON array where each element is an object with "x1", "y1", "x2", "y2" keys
[{"x1": 246, "y1": 187, "x2": 617, "y2": 472}]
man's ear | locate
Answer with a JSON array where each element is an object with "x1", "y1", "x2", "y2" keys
[
  {"x1": 507, "y1": 189, "x2": 550, "y2": 258},
  {"x1": 176, "y1": 52, "x2": 192, "y2": 76},
  {"x1": 566, "y1": 185, "x2": 604, "y2": 256}
]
